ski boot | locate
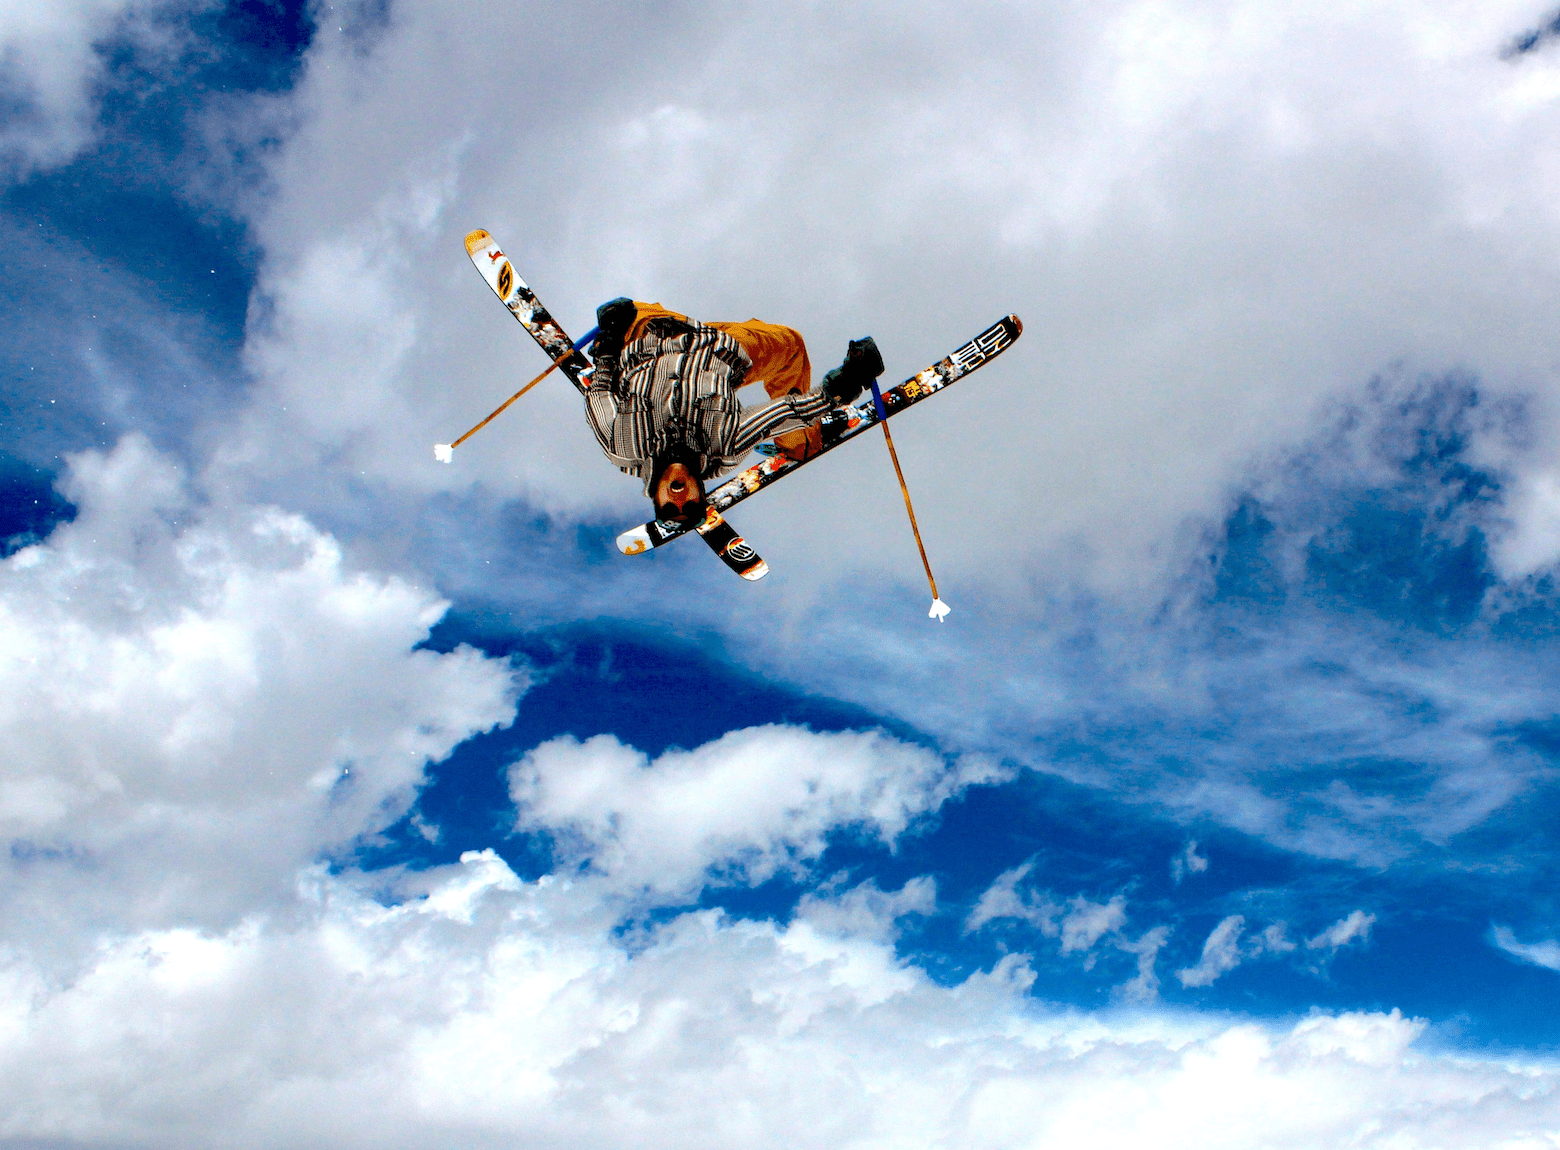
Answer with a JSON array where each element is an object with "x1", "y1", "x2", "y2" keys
[{"x1": 822, "y1": 336, "x2": 885, "y2": 406}]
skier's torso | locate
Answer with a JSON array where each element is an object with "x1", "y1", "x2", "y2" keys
[
  {"x1": 585, "y1": 303, "x2": 823, "y2": 490},
  {"x1": 609, "y1": 313, "x2": 751, "y2": 478}
]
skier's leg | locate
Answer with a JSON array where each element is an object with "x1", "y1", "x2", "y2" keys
[{"x1": 712, "y1": 319, "x2": 820, "y2": 461}]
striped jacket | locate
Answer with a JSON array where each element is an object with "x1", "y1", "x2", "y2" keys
[{"x1": 585, "y1": 315, "x2": 834, "y2": 492}]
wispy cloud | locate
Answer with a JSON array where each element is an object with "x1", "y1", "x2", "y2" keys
[
  {"x1": 1491, "y1": 926, "x2": 1560, "y2": 971},
  {"x1": 1171, "y1": 840, "x2": 1209, "y2": 884},
  {"x1": 1178, "y1": 915, "x2": 1248, "y2": 988},
  {"x1": 1308, "y1": 911, "x2": 1376, "y2": 952}
]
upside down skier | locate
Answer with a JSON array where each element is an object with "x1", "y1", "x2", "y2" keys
[{"x1": 583, "y1": 297, "x2": 886, "y2": 526}]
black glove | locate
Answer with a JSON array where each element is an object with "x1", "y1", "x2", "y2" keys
[
  {"x1": 822, "y1": 336, "x2": 885, "y2": 405},
  {"x1": 590, "y1": 297, "x2": 636, "y2": 361}
]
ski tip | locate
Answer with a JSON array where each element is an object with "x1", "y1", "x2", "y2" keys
[
  {"x1": 740, "y1": 560, "x2": 770, "y2": 581},
  {"x1": 617, "y1": 525, "x2": 653, "y2": 555},
  {"x1": 464, "y1": 229, "x2": 493, "y2": 255},
  {"x1": 1010, "y1": 314, "x2": 1023, "y2": 335},
  {"x1": 434, "y1": 443, "x2": 453, "y2": 463}
]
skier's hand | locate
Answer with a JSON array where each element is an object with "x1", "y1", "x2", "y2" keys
[{"x1": 590, "y1": 297, "x2": 636, "y2": 362}]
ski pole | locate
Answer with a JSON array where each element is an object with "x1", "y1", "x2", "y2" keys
[
  {"x1": 869, "y1": 380, "x2": 950, "y2": 621},
  {"x1": 435, "y1": 326, "x2": 599, "y2": 462}
]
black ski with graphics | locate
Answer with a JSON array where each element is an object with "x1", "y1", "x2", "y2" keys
[{"x1": 616, "y1": 314, "x2": 1023, "y2": 556}]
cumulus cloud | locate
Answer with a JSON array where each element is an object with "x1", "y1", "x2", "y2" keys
[
  {"x1": 0, "y1": 852, "x2": 1556, "y2": 1149},
  {"x1": 0, "y1": 435, "x2": 520, "y2": 943},
  {"x1": 510, "y1": 726, "x2": 1000, "y2": 900},
  {"x1": 229, "y1": 0, "x2": 1560, "y2": 603},
  {"x1": 184, "y1": 0, "x2": 1560, "y2": 893}
]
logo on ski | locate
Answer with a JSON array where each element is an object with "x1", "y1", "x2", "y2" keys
[{"x1": 497, "y1": 261, "x2": 513, "y2": 301}]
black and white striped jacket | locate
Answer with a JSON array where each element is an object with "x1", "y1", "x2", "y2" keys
[{"x1": 585, "y1": 316, "x2": 833, "y2": 492}]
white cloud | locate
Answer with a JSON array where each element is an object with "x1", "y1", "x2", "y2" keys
[
  {"x1": 1491, "y1": 926, "x2": 1560, "y2": 971},
  {"x1": 0, "y1": 853, "x2": 1556, "y2": 1149},
  {"x1": 1178, "y1": 915, "x2": 1248, "y2": 988},
  {"x1": 1060, "y1": 894, "x2": 1129, "y2": 956},
  {"x1": 1115, "y1": 924, "x2": 1172, "y2": 1003},
  {"x1": 1171, "y1": 839, "x2": 1209, "y2": 884},
  {"x1": 230, "y1": 0, "x2": 1560, "y2": 601},
  {"x1": 965, "y1": 861, "x2": 1058, "y2": 933},
  {"x1": 185, "y1": 0, "x2": 1560, "y2": 886},
  {"x1": 965, "y1": 868, "x2": 1166, "y2": 991},
  {"x1": 0, "y1": 435, "x2": 520, "y2": 940},
  {"x1": 0, "y1": 438, "x2": 1543, "y2": 1147},
  {"x1": 1307, "y1": 910, "x2": 1376, "y2": 951},
  {"x1": 510, "y1": 727, "x2": 1000, "y2": 901},
  {"x1": 0, "y1": 0, "x2": 199, "y2": 178}
]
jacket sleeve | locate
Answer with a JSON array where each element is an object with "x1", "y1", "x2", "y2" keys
[{"x1": 583, "y1": 353, "x2": 621, "y2": 458}]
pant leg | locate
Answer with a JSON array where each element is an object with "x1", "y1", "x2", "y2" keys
[{"x1": 710, "y1": 319, "x2": 822, "y2": 462}]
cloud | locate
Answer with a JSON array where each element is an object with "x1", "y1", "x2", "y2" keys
[
  {"x1": 1500, "y1": 9, "x2": 1560, "y2": 58},
  {"x1": 0, "y1": 435, "x2": 520, "y2": 943},
  {"x1": 2, "y1": 853, "x2": 1558, "y2": 1149},
  {"x1": 1178, "y1": 911, "x2": 1357, "y2": 988},
  {"x1": 1307, "y1": 910, "x2": 1376, "y2": 952},
  {"x1": 1177, "y1": 915, "x2": 1248, "y2": 988},
  {"x1": 510, "y1": 726, "x2": 1000, "y2": 900},
  {"x1": 965, "y1": 861, "x2": 1058, "y2": 933},
  {"x1": 964, "y1": 866, "x2": 1168, "y2": 993},
  {"x1": 1171, "y1": 840, "x2": 1209, "y2": 884},
  {"x1": 1059, "y1": 894, "x2": 1129, "y2": 956},
  {"x1": 229, "y1": 0, "x2": 1560, "y2": 600},
  {"x1": 0, "y1": 0, "x2": 198, "y2": 179},
  {"x1": 1115, "y1": 924, "x2": 1173, "y2": 1003},
  {"x1": 1490, "y1": 926, "x2": 1560, "y2": 971}
]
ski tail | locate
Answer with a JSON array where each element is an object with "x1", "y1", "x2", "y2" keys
[{"x1": 696, "y1": 510, "x2": 768, "y2": 580}]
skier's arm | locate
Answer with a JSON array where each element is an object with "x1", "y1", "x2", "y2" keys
[{"x1": 583, "y1": 354, "x2": 622, "y2": 458}]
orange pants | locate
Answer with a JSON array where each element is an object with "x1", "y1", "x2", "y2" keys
[{"x1": 625, "y1": 304, "x2": 821, "y2": 462}]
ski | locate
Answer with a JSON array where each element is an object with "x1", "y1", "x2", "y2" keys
[
  {"x1": 696, "y1": 508, "x2": 768, "y2": 580},
  {"x1": 462, "y1": 228, "x2": 770, "y2": 579},
  {"x1": 615, "y1": 314, "x2": 1023, "y2": 555},
  {"x1": 464, "y1": 229, "x2": 591, "y2": 392}
]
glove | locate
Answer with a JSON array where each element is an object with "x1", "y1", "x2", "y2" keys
[{"x1": 589, "y1": 297, "x2": 636, "y2": 361}]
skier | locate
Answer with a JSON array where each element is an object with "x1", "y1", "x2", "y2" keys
[{"x1": 584, "y1": 297, "x2": 885, "y2": 526}]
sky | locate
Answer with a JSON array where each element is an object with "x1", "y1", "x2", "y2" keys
[{"x1": 7, "y1": 0, "x2": 1560, "y2": 1146}]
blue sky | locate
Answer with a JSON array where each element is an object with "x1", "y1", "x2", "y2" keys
[{"x1": 8, "y1": 1, "x2": 1560, "y2": 1145}]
